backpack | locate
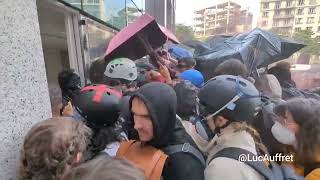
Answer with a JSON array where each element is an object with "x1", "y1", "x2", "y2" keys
[
  {"x1": 116, "y1": 141, "x2": 206, "y2": 180},
  {"x1": 116, "y1": 140, "x2": 168, "y2": 180},
  {"x1": 208, "y1": 147, "x2": 304, "y2": 180},
  {"x1": 305, "y1": 163, "x2": 320, "y2": 180}
]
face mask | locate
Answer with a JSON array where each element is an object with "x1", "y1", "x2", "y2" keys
[{"x1": 271, "y1": 121, "x2": 296, "y2": 146}]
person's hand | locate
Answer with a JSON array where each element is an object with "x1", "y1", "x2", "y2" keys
[
  {"x1": 158, "y1": 62, "x2": 172, "y2": 84},
  {"x1": 62, "y1": 101, "x2": 74, "y2": 117},
  {"x1": 158, "y1": 62, "x2": 170, "y2": 79}
]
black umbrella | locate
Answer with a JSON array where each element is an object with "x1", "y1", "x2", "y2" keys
[{"x1": 190, "y1": 28, "x2": 306, "y2": 80}]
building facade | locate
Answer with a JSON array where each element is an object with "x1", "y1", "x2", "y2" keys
[
  {"x1": 259, "y1": 0, "x2": 320, "y2": 37},
  {"x1": 145, "y1": 0, "x2": 176, "y2": 32},
  {"x1": 194, "y1": 1, "x2": 253, "y2": 38},
  {"x1": 0, "y1": 0, "x2": 176, "y2": 178}
]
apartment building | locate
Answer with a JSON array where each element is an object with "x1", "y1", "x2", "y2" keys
[
  {"x1": 194, "y1": 1, "x2": 253, "y2": 38},
  {"x1": 259, "y1": 0, "x2": 320, "y2": 37}
]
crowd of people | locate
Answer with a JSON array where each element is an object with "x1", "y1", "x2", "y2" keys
[{"x1": 18, "y1": 47, "x2": 320, "y2": 180}]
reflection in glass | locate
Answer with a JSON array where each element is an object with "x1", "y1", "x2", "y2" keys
[
  {"x1": 105, "y1": 0, "x2": 126, "y2": 29},
  {"x1": 63, "y1": 0, "x2": 82, "y2": 9},
  {"x1": 61, "y1": 0, "x2": 146, "y2": 29},
  {"x1": 126, "y1": 0, "x2": 145, "y2": 24}
]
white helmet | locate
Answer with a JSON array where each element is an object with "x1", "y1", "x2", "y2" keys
[{"x1": 104, "y1": 58, "x2": 138, "y2": 81}]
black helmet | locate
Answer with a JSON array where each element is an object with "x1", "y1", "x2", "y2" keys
[
  {"x1": 72, "y1": 84, "x2": 122, "y2": 128},
  {"x1": 198, "y1": 75, "x2": 261, "y2": 123}
]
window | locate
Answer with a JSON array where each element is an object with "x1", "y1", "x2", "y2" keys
[
  {"x1": 263, "y1": 12, "x2": 269, "y2": 17},
  {"x1": 295, "y1": 18, "x2": 303, "y2": 24},
  {"x1": 306, "y1": 27, "x2": 313, "y2": 31},
  {"x1": 297, "y1": 9, "x2": 304, "y2": 15},
  {"x1": 309, "y1": 0, "x2": 316, "y2": 5},
  {"x1": 262, "y1": 21, "x2": 268, "y2": 26},
  {"x1": 275, "y1": 11, "x2": 281, "y2": 16},
  {"x1": 307, "y1": 17, "x2": 315, "y2": 24},
  {"x1": 284, "y1": 19, "x2": 291, "y2": 25},
  {"x1": 298, "y1": 0, "x2": 304, "y2": 5},
  {"x1": 286, "y1": 1, "x2": 292, "y2": 7},
  {"x1": 295, "y1": 27, "x2": 302, "y2": 31},
  {"x1": 275, "y1": 2, "x2": 281, "y2": 9},
  {"x1": 263, "y1": 3, "x2": 269, "y2": 9},
  {"x1": 94, "y1": 0, "x2": 99, "y2": 3},
  {"x1": 286, "y1": 10, "x2": 292, "y2": 15},
  {"x1": 309, "y1": 8, "x2": 316, "y2": 14},
  {"x1": 273, "y1": 21, "x2": 279, "y2": 26},
  {"x1": 318, "y1": 26, "x2": 320, "y2": 32}
]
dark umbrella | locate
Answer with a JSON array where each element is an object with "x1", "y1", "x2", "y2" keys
[{"x1": 190, "y1": 28, "x2": 306, "y2": 80}]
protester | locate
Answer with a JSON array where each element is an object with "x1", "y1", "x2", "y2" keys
[
  {"x1": 62, "y1": 154, "x2": 146, "y2": 180},
  {"x1": 176, "y1": 57, "x2": 196, "y2": 74},
  {"x1": 104, "y1": 58, "x2": 138, "y2": 94},
  {"x1": 136, "y1": 62, "x2": 156, "y2": 87},
  {"x1": 273, "y1": 98, "x2": 320, "y2": 179},
  {"x1": 18, "y1": 117, "x2": 91, "y2": 180},
  {"x1": 58, "y1": 69, "x2": 81, "y2": 116},
  {"x1": 123, "y1": 82, "x2": 205, "y2": 180},
  {"x1": 269, "y1": 61, "x2": 320, "y2": 100},
  {"x1": 197, "y1": 75, "x2": 269, "y2": 180},
  {"x1": 178, "y1": 69, "x2": 204, "y2": 88},
  {"x1": 72, "y1": 84, "x2": 124, "y2": 159},
  {"x1": 89, "y1": 57, "x2": 107, "y2": 84},
  {"x1": 213, "y1": 59, "x2": 248, "y2": 78},
  {"x1": 268, "y1": 61, "x2": 295, "y2": 88}
]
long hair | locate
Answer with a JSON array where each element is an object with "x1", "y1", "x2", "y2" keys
[
  {"x1": 232, "y1": 122, "x2": 269, "y2": 155},
  {"x1": 274, "y1": 98, "x2": 320, "y2": 166},
  {"x1": 18, "y1": 117, "x2": 91, "y2": 180}
]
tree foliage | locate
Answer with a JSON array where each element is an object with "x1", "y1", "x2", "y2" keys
[{"x1": 175, "y1": 24, "x2": 195, "y2": 42}]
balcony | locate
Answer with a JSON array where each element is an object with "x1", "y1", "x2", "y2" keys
[
  {"x1": 275, "y1": 23, "x2": 294, "y2": 28},
  {"x1": 273, "y1": 14, "x2": 295, "y2": 19}
]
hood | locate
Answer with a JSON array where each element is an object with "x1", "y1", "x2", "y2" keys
[
  {"x1": 255, "y1": 74, "x2": 282, "y2": 100},
  {"x1": 130, "y1": 82, "x2": 177, "y2": 148}
]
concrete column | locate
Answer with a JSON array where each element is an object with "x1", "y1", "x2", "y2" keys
[{"x1": 0, "y1": 0, "x2": 52, "y2": 179}]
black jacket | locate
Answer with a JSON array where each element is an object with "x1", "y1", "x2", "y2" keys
[{"x1": 130, "y1": 82, "x2": 205, "y2": 180}]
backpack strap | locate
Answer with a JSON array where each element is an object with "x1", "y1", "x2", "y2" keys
[
  {"x1": 163, "y1": 143, "x2": 206, "y2": 166},
  {"x1": 116, "y1": 140, "x2": 136, "y2": 157},
  {"x1": 208, "y1": 147, "x2": 275, "y2": 180},
  {"x1": 304, "y1": 163, "x2": 320, "y2": 176}
]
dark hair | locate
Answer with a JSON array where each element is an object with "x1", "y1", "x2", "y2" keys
[
  {"x1": 274, "y1": 98, "x2": 320, "y2": 166},
  {"x1": 89, "y1": 58, "x2": 107, "y2": 84},
  {"x1": 58, "y1": 69, "x2": 81, "y2": 92},
  {"x1": 178, "y1": 57, "x2": 196, "y2": 68},
  {"x1": 214, "y1": 59, "x2": 248, "y2": 77},
  {"x1": 62, "y1": 155, "x2": 146, "y2": 180},
  {"x1": 89, "y1": 126, "x2": 121, "y2": 157},
  {"x1": 268, "y1": 62, "x2": 295, "y2": 87}
]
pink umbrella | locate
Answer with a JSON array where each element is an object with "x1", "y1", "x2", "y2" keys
[
  {"x1": 105, "y1": 14, "x2": 168, "y2": 61},
  {"x1": 159, "y1": 25, "x2": 180, "y2": 44}
]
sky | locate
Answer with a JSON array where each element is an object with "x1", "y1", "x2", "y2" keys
[{"x1": 176, "y1": 0, "x2": 260, "y2": 27}]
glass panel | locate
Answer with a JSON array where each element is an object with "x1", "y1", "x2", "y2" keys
[
  {"x1": 126, "y1": 0, "x2": 145, "y2": 24},
  {"x1": 37, "y1": 0, "x2": 71, "y2": 117},
  {"x1": 63, "y1": 0, "x2": 82, "y2": 9},
  {"x1": 105, "y1": 0, "x2": 126, "y2": 29}
]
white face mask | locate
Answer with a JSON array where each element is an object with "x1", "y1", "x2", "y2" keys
[{"x1": 271, "y1": 121, "x2": 296, "y2": 146}]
